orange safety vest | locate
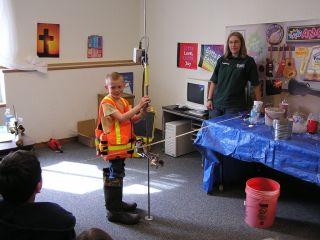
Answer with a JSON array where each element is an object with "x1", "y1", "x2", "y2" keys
[{"x1": 95, "y1": 95, "x2": 135, "y2": 160}]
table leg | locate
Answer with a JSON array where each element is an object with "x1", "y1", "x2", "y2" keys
[{"x1": 219, "y1": 154, "x2": 224, "y2": 191}]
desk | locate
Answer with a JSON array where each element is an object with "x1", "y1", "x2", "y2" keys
[
  {"x1": 162, "y1": 105, "x2": 208, "y2": 141},
  {"x1": 0, "y1": 136, "x2": 35, "y2": 155},
  {"x1": 194, "y1": 114, "x2": 320, "y2": 193},
  {"x1": 0, "y1": 126, "x2": 35, "y2": 160}
]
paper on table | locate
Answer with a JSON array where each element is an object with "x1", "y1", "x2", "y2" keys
[
  {"x1": 0, "y1": 126, "x2": 14, "y2": 142},
  {"x1": 0, "y1": 133, "x2": 14, "y2": 142}
]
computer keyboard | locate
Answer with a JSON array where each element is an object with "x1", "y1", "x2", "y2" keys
[
  {"x1": 186, "y1": 110, "x2": 208, "y2": 117},
  {"x1": 173, "y1": 106, "x2": 190, "y2": 111}
]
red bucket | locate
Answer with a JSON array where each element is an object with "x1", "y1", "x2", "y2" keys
[{"x1": 245, "y1": 177, "x2": 280, "y2": 228}]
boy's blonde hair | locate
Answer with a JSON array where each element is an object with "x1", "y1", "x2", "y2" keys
[{"x1": 105, "y1": 72, "x2": 124, "y2": 86}]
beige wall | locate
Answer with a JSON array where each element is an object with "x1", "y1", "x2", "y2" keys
[
  {"x1": 147, "y1": 0, "x2": 320, "y2": 128},
  {"x1": 10, "y1": 0, "x2": 142, "y2": 63},
  {"x1": 2, "y1": 67, "x2": 143, "y2": 142},
  {"x1": 1, "y1": 0, "x2": 143, "y2": 142}
]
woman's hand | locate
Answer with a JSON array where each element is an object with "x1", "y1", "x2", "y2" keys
[{"x1": 207, "y1": 100, "x2": 213, "y2": 110}]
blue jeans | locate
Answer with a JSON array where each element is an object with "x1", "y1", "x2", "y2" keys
[
  {"x1": 108, "y1": 158, "x2": 126, "y2": 178},
  {"x1": 209, "y1": 106, "x2": 247, "y2": 119}
]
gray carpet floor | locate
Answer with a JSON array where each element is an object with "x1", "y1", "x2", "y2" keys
[{"x1": 34, "y1": 141, "x2": 320, "y2": 240}]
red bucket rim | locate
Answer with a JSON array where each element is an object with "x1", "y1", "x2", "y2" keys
[{"x1": 246, "y1": 177, "x2": 280, "y2": 193}]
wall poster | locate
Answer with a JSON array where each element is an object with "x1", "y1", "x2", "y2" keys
[
  {"x1": 87, "y1": 35, "x2": 103, "y2": 58},
  {"x1": 198, "y1": 44, "x2": 224, "y2": 72},
  {"x1": 37, "y1": 23, "x2": 60, "y2": 58},
  {"x1": 177, "y1": 43, "x2": 198, "y2": 69},
  {"x1": 119, "y1": 72, "x2": 134, "y2": 94},
  {"x1": 227, "y1": 19, "x2": 320, "y2": 97}
]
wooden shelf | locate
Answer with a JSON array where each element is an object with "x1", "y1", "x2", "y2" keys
[{"x1": 2, "y1": 60, "x2": 140, "y2": 73}]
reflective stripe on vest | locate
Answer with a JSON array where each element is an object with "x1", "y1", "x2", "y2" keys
[
  {"x1": 106, "y1": 97, "x2": 127, "y2": 145},
  {"x1": 108, "y1": 143, "x2": 133, "y2": 151},
  {"x1": 115, "y1": 120, "x2": 121, "y2": 144},
  {"x1": 95, "y1": 95, "x2": 134, "y2": 160}
]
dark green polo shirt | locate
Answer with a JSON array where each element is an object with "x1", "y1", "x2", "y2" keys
[{"x1": 210, "y1": 56, "x2": 259, "y2": 109}]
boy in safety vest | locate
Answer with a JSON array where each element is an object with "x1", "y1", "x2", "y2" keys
[{"x1": 96, "y1": 72, "x2": 150, "y2": 225}]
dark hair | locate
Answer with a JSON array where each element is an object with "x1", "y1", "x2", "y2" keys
[
  {"x1": 224, "y1": 31, "x2": 247, "y2": 59},
  {"x1": 0, "y1": 150, "x2": 41, "y2": 203},
  {"x1": 76, "y1": 228, "x2": 113, "y2": 240}
]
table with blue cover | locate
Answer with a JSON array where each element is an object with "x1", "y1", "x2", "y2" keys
[{"x1": 194, "y1": 114, "x2": 320, "y2": 193}]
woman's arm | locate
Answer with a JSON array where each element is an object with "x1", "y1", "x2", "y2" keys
[
  {"x1": 207, "y1": 82, "x2": 215, "y2": 110},
  {"x1": 254, "y1": 84, "x2": 262, "y2": 101}
]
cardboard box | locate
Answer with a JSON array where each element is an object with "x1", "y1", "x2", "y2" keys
[{"x1": 77, "y1": 119, "x2": 96, "y2": 148}]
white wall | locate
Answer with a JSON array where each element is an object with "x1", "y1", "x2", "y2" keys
[
  {"x1": 2, "y1": 0, "x2": 320, "y2": 143},
  {"x1": 2, "y1": 66, "x2": 143, "y2": 142},
  {"x1": 1, "y1": 0, "x2": 143, "y2": 143},
  {"x1": 12, "y1": 0, "x2": 142, "y2": 63},
  {"x1": 147, "y1": 0, "x2": 320, "y2": 128}
]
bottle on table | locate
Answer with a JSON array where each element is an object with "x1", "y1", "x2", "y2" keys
[
  {"x1": 249, "y1": 105, "x2": 260, "y2": 125},
  {"x1": 4, "y1": 108, "x2": 14, "y2": 132},
  {"x1": 307, "y1": 113, "x2": 319, "y2": 134},
  {"x1": 279, "y1": 99, "x2": 289, "y2": 118}
]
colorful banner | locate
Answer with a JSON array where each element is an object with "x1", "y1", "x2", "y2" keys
[
  {"x1": 198, "y1": 44, "x2": 224, "y2": 72},
  {"x1": 287, "y1": 25, "x2": 320, "y2": 42},
  {"x1": 177, "y1": 43, "x2": 198, "y2": 69}
]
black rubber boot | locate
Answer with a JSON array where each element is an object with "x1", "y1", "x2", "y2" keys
[
  {"x1": 122, "y1": 201, "x2": 137, "y2": 212},
  {"x1": 121, "y1": 185, "x2": 137, "y2": 212},
  {"x1": 103, "y1": 168, "x2": 140, "y2": 225}
]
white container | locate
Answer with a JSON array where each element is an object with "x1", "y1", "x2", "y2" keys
[
  {"x1": 253, "y1": 101, "x2": 263, "y2": 112},
  {"x1": 265, "y1": 107, "x2": 285, "y2": 126}
]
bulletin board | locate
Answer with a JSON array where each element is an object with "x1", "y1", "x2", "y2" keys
[{"x1": 227, "y1": 19, "x2": 320, "y2": 98}]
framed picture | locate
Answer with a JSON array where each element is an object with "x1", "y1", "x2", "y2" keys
[
  {"x1": 198, "y1": 44, "x2": 224, "y2": 72},
  {"x1": 37, "y1": 23, "x2": 60, "y2": 58},
  {"x1": 177, "y1": 42, "x2": 198, "y2": 69},
  {"x1": 87, "y1": 35, "x2": 103, "y2": 58}
]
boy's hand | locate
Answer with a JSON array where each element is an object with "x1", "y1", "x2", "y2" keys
[{"x1": 139, "y1": 96, "x2": 151, "y2": 109}]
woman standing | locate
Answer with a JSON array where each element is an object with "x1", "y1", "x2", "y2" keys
[{"x1": 207, "y1": 32, "x2": 261, "y2": 118}]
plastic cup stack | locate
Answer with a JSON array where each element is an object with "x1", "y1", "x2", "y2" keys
[{"x1": 273, "y1": 119, "x2": 293, "y2": 140}]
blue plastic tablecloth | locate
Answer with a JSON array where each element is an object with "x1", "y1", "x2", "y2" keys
[{"x1": 194, "y1": 114, "x2": 320, "y2": 192}]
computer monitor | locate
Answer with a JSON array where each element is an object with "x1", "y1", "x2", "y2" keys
[{"x1": 185, "y1": 78, "x2": 209, "y2": 111}]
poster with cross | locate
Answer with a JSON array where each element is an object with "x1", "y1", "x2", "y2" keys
[{"x1": 37, "y1": 23, "x2": 60, "y2": 58}]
